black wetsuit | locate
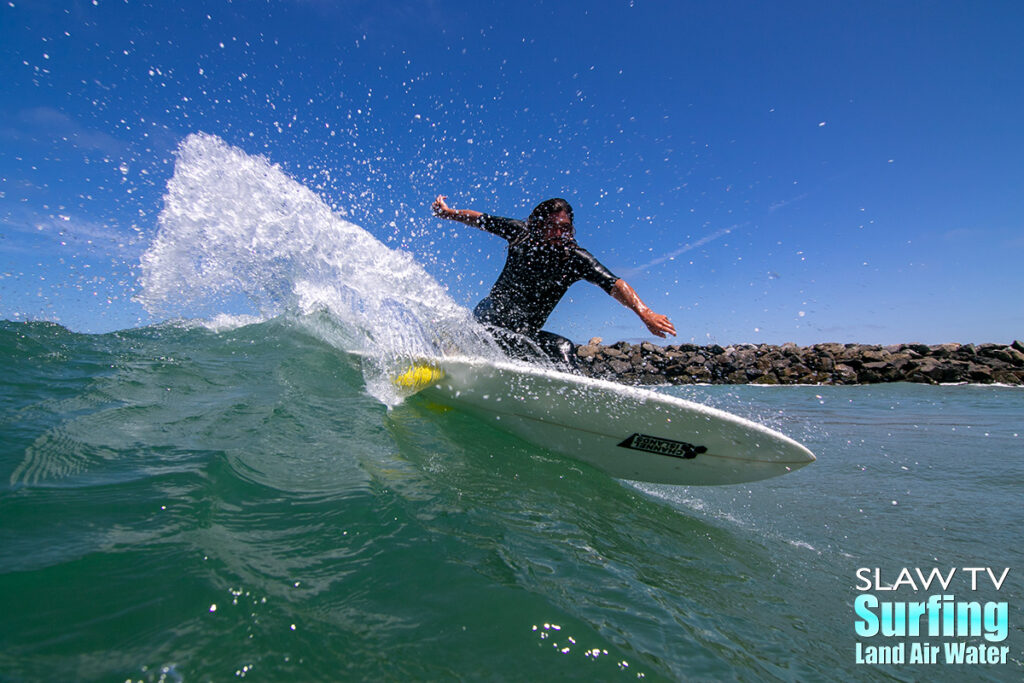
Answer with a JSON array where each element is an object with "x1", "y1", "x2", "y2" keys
[{"x1": 473, "y1": 213, "x2": 620, "y2": 367}]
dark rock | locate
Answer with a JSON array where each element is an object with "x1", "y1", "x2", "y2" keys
[
  {"x1": 664, "y1": 362, "x2": 688, "y2": 378},
  {"x1": 861, "y1": 347, "x2": 892, "y2": 363},
  {"x1": 904, "y1": 343, "x2": 931, "y2": 355},
  {"x1": 812, "y1": 355, "x2": 835, "y2": 372},
  {"x1": 777, "y1": 363, "x2": 813, "y2": 383},
  {"x1": 686, "y1": 365, "x2": 713, "y2": 382},
  {"x1": 929, "y1": 343, "x2": 960, "y2": 358},
  {"x1": 980, "y1": 346, "x2": 1017, "y2": 364},
  {"x1": 572, "y1": 339, "x2": 1023, "y2": 386},
  {"x1": 725, "y1": 369, "x2": 748, "y2": 383},
  {"x1": 840, "y1": 357, "x2": 865, "y2": 371},
  {"x1": 780, "y1": 342, "x2": 801, "y2": 357},
  {"x1": 744, "y1": 366, "x2": 765, "y2": 381},
  {"x1": 607, "y1": 358, "x2": 632, "y2": 374},
  {"x1": 910, "y1": 358, "x2": 961, "y2": 384},
  {"x1": 858, "y1": 361, "x2": 895, "y2": 383},
  {"x1": 967, "y1": 363, "x2": 993, "y2": 383},
  {"x1": 640, "y1": 341, "x2": 661, "y2": 354},
  {"x1": 834, "y1": 364, "x2": 858, "y2": 383},
  {"x1": 992, "y1": 369, "x2": 1022, "y2": 385},
  {"x1": 815, "y1": 343, "x2": 846, "y2": 357}
]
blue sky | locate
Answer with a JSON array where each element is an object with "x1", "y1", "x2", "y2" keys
[{"x1": 1, "y1": 0, "x2": 1022, "y2": 345}]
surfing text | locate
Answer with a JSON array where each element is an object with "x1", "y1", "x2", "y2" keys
[{"x1": 852, "y1": 567, "x2": 1011, "y2": 666}]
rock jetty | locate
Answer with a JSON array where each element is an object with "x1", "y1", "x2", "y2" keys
[{"x1": 574, "y1": 339, "x2": 1024, "y2": 386}]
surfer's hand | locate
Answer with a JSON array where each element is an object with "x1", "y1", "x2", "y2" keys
[
  {"x1": 643, "y1": 312, "x2": 676, "y2": 338},
  {"x1": 432, "y1": 195, "x2": 452, "y2": 218},
  {"x1": 432, "y1": 196, "x2": 484, "y2": 227}
]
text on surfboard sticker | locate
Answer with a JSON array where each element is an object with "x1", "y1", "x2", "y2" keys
[{"x1": 617, "y1": 433, "x2": 707, "y2": 460}]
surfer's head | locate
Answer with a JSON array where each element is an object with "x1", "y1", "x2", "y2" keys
[
  {"x1": 528, "y1": 197, "x2": 577, "y2": 240},
  {"x1": 528, "y1": 197, "x2": 575, "y2": 243}
]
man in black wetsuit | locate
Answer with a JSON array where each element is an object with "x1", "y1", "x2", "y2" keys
[{"x1": 432, "y1": 195, "x2": 676, "y2": 367}]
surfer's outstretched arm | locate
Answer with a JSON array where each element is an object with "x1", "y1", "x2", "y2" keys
[
  {"x1": 432, "y1": 195, "x2": 483, "y2": 227},
  {"x1": 610, "y1": 279, "x2": 677, "y2": 338}
]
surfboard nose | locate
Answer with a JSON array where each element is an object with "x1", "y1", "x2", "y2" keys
[
  {"x1": 798, "y1": 444, "x2": 816, "y2": 463},
  {"x1": 768, "y1": 432, "x2": 815, "y2": 466}
]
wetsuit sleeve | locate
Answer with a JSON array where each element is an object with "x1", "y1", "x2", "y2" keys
[
  {"x1": 574, "y1": 247, "x2": 620, "y2": 293},
  {"x1": 478, "y1": 214, "x2": 527, "y2": 242}
]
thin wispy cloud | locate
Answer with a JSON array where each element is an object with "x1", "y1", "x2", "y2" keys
[
  {"x1": 619, "y1": 224, "x2": 741, "y2": 277},
  {"x1": 0, "y1": 107, "x2": 126, "y2": 156},
  {"x1": 1, "y1": 207, "x2": 142, "y2": 257},
  {"x1": 769, "y1": 193, "x2": 809, "y2": 212}
]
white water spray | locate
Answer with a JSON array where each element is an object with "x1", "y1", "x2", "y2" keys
[{"x1": 139, "y1": 133, "x2": 496, "y2": 403}]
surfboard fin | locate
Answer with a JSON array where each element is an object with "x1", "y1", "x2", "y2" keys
[{"x1": 392, "y1": 364, "x2": 446, "y2": 392}]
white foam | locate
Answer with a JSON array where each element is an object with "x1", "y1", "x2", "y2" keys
[
  {"x1": 138, "y1": 133, "x2": 497, "y2": 404},
  {"x1": 201, "y1": 313, "x2": 267, "y2": 332}
]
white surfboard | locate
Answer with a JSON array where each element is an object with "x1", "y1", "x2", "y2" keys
[{"x1": 400, "y1": 355, "x2": 815, "y2": 486}]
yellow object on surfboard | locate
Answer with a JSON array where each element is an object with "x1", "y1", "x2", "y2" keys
[{"x1": 392, "y1": 364, "x2": 446, "y2": 391}]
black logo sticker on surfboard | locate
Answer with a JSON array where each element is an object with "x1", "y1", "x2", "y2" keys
[{"x1": 617, "y1": 433, "x2": 707, "y2": 460}]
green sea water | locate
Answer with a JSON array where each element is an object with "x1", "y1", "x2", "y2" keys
[{"x1": 1, "y1": 318, "x2": 1022, "y2": 682}]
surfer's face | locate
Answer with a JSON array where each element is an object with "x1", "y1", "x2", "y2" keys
[{"x1": 541, "y1": 210, "x2": 574, "y2": 242}]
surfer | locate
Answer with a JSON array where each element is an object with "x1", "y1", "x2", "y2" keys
[{"x1": 432, "y1": 195, "x2": 676, "y2": 368}]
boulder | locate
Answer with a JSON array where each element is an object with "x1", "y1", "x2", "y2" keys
[
  {"x1": 980, "y1": 346, "x2": 1020, "y2": 364},
  {"x1": 858, "y1": 361, "x2": 895, "y2": 383},
  {"x1": 686, "y1": 365, "x2": 713, "y2": 382},
  {"x1": 608, "y1": 358, "x2": 632, "y2": 375},
  {"x1": 929, "y1": 343, "x2": 961, "y2": 358},
  {"x1": 903, "y1": 343, "x2": 931, "y2": 355},
  {"x1": 834, "y1": 364, "x2": 858, "y2": 383},
  {"x1": 967, "y1": 363, "x2": 994, "y2": 383}
]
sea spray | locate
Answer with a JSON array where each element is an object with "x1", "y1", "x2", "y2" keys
[{"x1": 138, "y1": 133, "x2": 498, "y2": 403}]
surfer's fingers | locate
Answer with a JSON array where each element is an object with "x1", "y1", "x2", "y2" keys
[
  {"x1": 647, "y1": 314, "x2": 676, "y2": 337},
  {"x1": 432, "y1": 195, "x2": 449, "y2": 216}
]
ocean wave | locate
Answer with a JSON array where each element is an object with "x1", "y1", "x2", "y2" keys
[{"x1": 136, "y1": 133, "x2": 501, "y2": 405}]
